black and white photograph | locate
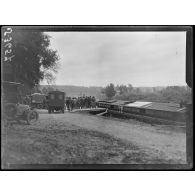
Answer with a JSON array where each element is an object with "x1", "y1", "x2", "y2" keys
[{"x1": 1, "y1": 26, "x2": 193, "y2": 170}]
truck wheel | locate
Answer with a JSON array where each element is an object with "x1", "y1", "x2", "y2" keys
[{"x1": 26, "y1": 110, "x2": 39, "y2": 125}]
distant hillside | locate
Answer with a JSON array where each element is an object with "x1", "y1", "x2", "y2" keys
[
  {"x1": 134, "y1": 86, "x2": 166, "y2": 93},
  {"x1": 40, "y1": 85, "x2": 103, "y2": 98},
  {"x1": 39, "y1": 85, "x2": 167, "y2": 99},
  {"x1": 39, "y1": 85, "x2": 190, "y2": 103}
]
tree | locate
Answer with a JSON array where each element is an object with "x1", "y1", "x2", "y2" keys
[
  {"x1": 4, "y1": 28, "x2": 59, "y2": 90},
  {"x1": 104, "y1": 83, "x2": 116, "y2": 99},
  {"x1": 44, "y1": 71, "x2": 56, "y2": 85},
  {"x1": 127, "y1": 84, "x2": 133, "y2": 93},
  {"x1": 31, "y1": 84, "x2": 42, "y2": 93},
  {"x1": 118, "y1": 84, "x2": 128, "y2": 95}
]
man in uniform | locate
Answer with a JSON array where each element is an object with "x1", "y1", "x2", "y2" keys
[
  {"x1": 88, "y1": 96, "x2": 92, "y2": 108},
  {"x1": 76, "y1": 97, "x2": 79, "y2": 109},
  {"x1": 66, "y1": 97, "x2": 70, "y2": 111},
  {"x1": 92, "y1": 96, "x2": 96, "y2": 108},
  {"x1": 85, "y1": 96, "x2": 88, "y2": 108},
  {"x1": 73, "y1": 97, "x2": 77, "y2": 109},
  {"x1": 80, "y1": 96, "x2": 84, "y2": 109},
  {"x1": 70, "y1": 97, "x2": 74, "y2": 111}
]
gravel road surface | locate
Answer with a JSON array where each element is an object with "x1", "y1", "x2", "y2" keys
[
  {"x1": 38, "y1": 110, "x2": 186, "y2": 163},
  {"x1": 2, "y1": 109, "x2": 186, "y2": 165}
]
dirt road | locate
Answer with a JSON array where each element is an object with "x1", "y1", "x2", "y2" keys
[
  {"x1": 38, "y1": 110, "x2": 186, "y2": 163},
  {"x1": 2, "y1": 110, "x2": 186, "y2": 165}
]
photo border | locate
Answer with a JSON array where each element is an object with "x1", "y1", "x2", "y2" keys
[{"x1": 1, "y1": 25, "x2": 194, "y2": 171}]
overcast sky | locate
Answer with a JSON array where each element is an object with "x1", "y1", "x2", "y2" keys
[{"x1": 41, "y1": 31, "x2": 186, "y2": 87}]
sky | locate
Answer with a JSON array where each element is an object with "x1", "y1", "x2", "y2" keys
[{"x1": 41, "y1": 31, "x2": 186, "y2": 87}]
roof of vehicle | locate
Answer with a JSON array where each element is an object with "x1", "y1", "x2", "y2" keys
[
  {"x1": 31, "y1": 93, "x2": 45, "y2": 96},
  {"x1": 97, "y1": 100, "x2": 133, "y2": 105},
  {"x1": 2, "y1": 81, "x2": 22, "y2": 86},
  {"x1": 125, "y1": 101, "x2": 186, "y2": 112},
  {"x1": 110, "y1": 100, "x2": 133, "y2": 105},
  {"x1": 97, "y1": 100, "x2": 117, "y2": 103},
  {"x1": 125, "y1": 101, "x2": 152, "y2": 107}
]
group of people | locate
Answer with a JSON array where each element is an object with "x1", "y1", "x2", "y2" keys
[{"x1": 65, "y1": 96, "x2": 96, "y2": 111}]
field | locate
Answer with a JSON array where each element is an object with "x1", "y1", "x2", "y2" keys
[{"x1": 1, "y1": 110, "x2": 186, "y2": 167}]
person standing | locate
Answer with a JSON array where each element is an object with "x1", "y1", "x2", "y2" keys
[
  {"x1": 85, "y1": 96, "x2": 88, "y2": 108},
  {"x1": 89, "y1": 96, "x2": 92, "y2": 108},
  {"x1": 66, "y1": 97, "x2": 70, "y2": 111},
  {"x1": 73, "y1": 97, "x2": 77, "y2": 109},
  {"x1": 92, "y1": 96, "x2": 96, "y2": 108},
  {"x1": 70, "y1": 97, "x2": 74, "y2": 111},
  {"x1": 80, "y1": 97, "x2": 84, "y2": 109},
  {"x1": 77, "y1": 97, "x2": 79, "y2": 109}
]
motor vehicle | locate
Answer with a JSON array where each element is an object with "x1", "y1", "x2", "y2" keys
[
  {"x1": 48, "y1": 91, "x2": 65, "y2": 113},
  {"x1": 30, "y1": 93, "x2": 47, "y2": 109},
  {"x1": 2, "y1": 81, "x2": 39, "y2": 125}
]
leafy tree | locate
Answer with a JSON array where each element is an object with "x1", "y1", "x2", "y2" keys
[
  {"x1": 31, "y1": 84, "x2": 42, "y2": 93},
  {"x1": 114, "y1": 85, "x2": 191, "y2": 104},
  {"x1": 118, "y1": 84, "x2": 128, "y2": 95},
  {"x1": 4, "y1": 28, "x2": 59, "y2": 90},
  {"x1": 127, "y1": 84, "x2": 133, "y2": 92},
  {"x1": 104, "y1": 83, "x2": 116, "y2": 99},
  {"x1": 44, "y1": 71, "x2": 56, "y2": 85},
  {"x1": 101, "y1": 88, "x2": 105, "y2": 94}
]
